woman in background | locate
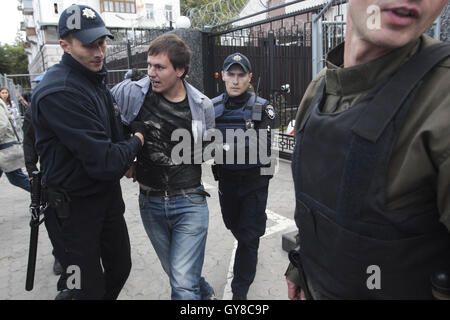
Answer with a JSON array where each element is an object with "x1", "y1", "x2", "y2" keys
[{"x1": 0, "y1": 88, "x2": 30, "y2": 192}]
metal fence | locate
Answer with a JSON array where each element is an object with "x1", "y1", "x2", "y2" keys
[
  {"x1": 206, "y1": 2, "x2": 327, "y2": 159},
  {"x1": 105, "y1": 68, "x2": 147, "y2": 89},
  {"x1": 105, "y1": 27, "x2": 171, "y2": 73},
  {"x1": 0, "y1": 74, "x2": 35, "y2": 117}
]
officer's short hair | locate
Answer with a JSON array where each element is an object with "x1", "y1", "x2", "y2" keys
[
  {"x1": 147, "y1": 34, "x2": 191, "y2": 79},
  {"x1": 60, "y1": 34, "x2": 73, "y2": 43}
]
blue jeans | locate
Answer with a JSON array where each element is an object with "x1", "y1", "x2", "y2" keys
[
  {"x1": 139, "y1": 186, "x2": 213, "y2": 300},
  {"x1": 0, "y1": 168, "x2": 31, "y2": 192}
]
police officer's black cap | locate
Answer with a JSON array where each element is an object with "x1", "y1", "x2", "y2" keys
[
  {"x1": 223, "y1": 53, "x2": 252, "y2": 73},
  {"x1": 58, "y1": 4, "x2": 113, "y2": 44}
]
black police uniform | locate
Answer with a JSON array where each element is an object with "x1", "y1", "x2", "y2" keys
[
  {"x1": 212, "y1": 90, "x2": 275, "y2": 299},
  {"x1": 32, "y1": 51, "x2": 142, "y2": 299}
]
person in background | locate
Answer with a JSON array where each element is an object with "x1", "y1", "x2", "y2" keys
[
  {"x1": 0, "y1": 89, "x2": 30, "y2": 192},
  {"x1": 1, "y1": 88, "x2": 21, "y2": 131}
]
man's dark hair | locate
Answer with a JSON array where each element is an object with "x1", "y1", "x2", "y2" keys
[{"x1": 147, "y1": 33, "x2": 191, "y2": 79}]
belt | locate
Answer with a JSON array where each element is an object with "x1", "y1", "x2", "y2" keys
[{"x1": 139, "y1": 186, "x2": 210, "y2": 198}]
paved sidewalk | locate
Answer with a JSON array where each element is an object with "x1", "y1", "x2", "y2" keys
[{"x1": 0, "y1": 160, "x2": 297, "y2": 300}]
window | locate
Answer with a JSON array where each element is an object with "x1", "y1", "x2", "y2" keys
[
  {"x1": 44, "y1": 26, "x2": 58, "y2": 44},
  {"x1": 101, "y1": 0, "x2": 136, "y2": 13},
  {"x1": 146, "y1": 3, "x2": 154, "y2": 20},
  {"x1": 165, "y1": 5, "x2": 173, "y2": 21}
]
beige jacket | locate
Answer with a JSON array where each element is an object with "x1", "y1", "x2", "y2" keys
[{"x1": 0, "y1": 98, "x2": 24, "y2": 172}]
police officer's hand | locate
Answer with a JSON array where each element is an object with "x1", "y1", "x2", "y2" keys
[
  {"x1": 130, "y1": 121, "x2": 145, "y2": 146},
  {"x1": 130, "y1": 121, "x2": 145, "y2": 135}
]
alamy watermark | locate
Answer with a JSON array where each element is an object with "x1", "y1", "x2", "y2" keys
[
  {"x1": 366, "y1": 265, "x2": 381, "y2": 290},
  {"x1": 66, "y1": 265, "x2": 81, "y2": 290},
  {"x1": 170, "y1": 127, "x2": 278, "y2": 176},
  {"x1": 367, "y1": 5, "x2": 381, "y2": 30}
]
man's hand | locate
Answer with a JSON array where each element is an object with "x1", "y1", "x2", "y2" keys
[
  {"x1": 287, "y1": 278, "x2": 306, "y2": 300},
  {"x1": 130, "y1": 121, "x2": 146, "y2": 135},
  {"x1": 125, "y1": 163, "x2": 137, "y2": 182}
]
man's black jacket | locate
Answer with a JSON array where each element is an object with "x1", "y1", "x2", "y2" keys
[{"x1": 31, "y1": 53, "x2": 141, "y2": 196}]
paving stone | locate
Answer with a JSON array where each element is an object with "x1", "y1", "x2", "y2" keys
[{"x1": 0, "y1": 161, "x2": 296, "y2": 300}]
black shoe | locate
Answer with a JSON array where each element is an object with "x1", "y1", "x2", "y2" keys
[
  {"x1": 55, "y1": 289, "x2": 75, "y2": 300},
  {"x1": 53, "y1": 259, "x2": 63, "y2": 275},
  {"x1": 232, "y1": 294, "x2": 247, "y2": 300}
]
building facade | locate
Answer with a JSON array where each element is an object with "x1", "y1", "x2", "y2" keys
[{"x1": 18, "y1": 0, "x2": 180, "y2": 74}]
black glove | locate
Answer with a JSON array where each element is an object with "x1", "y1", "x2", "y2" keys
[{"x1": 130, "y1": 121, "x2": 146, "y2": 135}]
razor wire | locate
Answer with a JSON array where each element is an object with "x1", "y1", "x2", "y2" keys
[{"x1": 186, "y1": 0, "x2": 251, "y2": 28}]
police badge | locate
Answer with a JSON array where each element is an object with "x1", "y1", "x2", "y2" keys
[
  {"x1": 233, "y1": 55, "x2": 243, "y2": 62},
  {"x1": 82, "y1": 8, "x2": 96, "y2": 19}
]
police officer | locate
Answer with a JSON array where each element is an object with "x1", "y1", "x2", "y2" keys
[
  {"x1": 286, "y1": 0, "x2": 450, "y2": 300},
  {"x1": 212, "y1": 53, "x2": 275, "y2": 300},
  {"x1": 31, "y1": 5, "x2": 144, "y2": 299}
]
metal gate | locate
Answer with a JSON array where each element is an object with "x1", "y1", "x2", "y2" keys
[
  {"x1": 206, "y1": 3, "x2": 325, "y2": 160},
  {"x1": 311, "y1": 0, "x2": 347, "y2": 77}
]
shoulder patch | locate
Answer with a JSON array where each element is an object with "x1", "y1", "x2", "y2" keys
[{"x1": 265, "y1": 105, "x2": 275, "y2": 120}]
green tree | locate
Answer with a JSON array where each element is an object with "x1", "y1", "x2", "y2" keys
[{"x1": 0, "y1": 35, "x2": 29, "y2": 75}]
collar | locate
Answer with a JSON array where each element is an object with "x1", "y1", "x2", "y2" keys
[
  {"x1": 184, "y1": 80, "x2": 205, "y2": 104},
  {"x1": 325, "y1": 37, "x2": 422, "y2": 96},
  {"x1": 139, "y1": 77, "x2": 205, "y2": 104},
  {"x1": 225, "y1": 91, "x2": 251, "y2": 109},
  {"x1": 61, "y1": 52, "x2": 107, "y2": 85}
]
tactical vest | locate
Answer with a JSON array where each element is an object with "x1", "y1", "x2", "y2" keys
[
  {"x1": 292, "y1": 43, "x2": 450, "y2": 299},
  {"x1": 212, "y1": 93, "x2": 268, "y2": 171}
]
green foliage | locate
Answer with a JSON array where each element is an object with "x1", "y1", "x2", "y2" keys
[{"x1": 0, "y1": 35, "x2": 28, "y2": 75}]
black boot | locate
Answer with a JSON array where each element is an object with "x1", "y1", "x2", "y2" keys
[{"x1": 232, "y1": 293, "x2": 247, "y2": 300}]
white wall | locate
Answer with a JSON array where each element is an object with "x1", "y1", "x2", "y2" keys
[
  {"x1": 35, "y1": 0, "x2": 180, "y2": 28},
  {"x1": 234, "y1": 0, "x2": 268, "y2": 27}
]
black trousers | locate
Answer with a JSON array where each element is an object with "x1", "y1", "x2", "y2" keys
[
  {"x1": 45, "y1": 183, "x2": 131, "y2": 299},
  {"x1": 218, "y1": 174, "x2": 270, "y2": 296}
]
